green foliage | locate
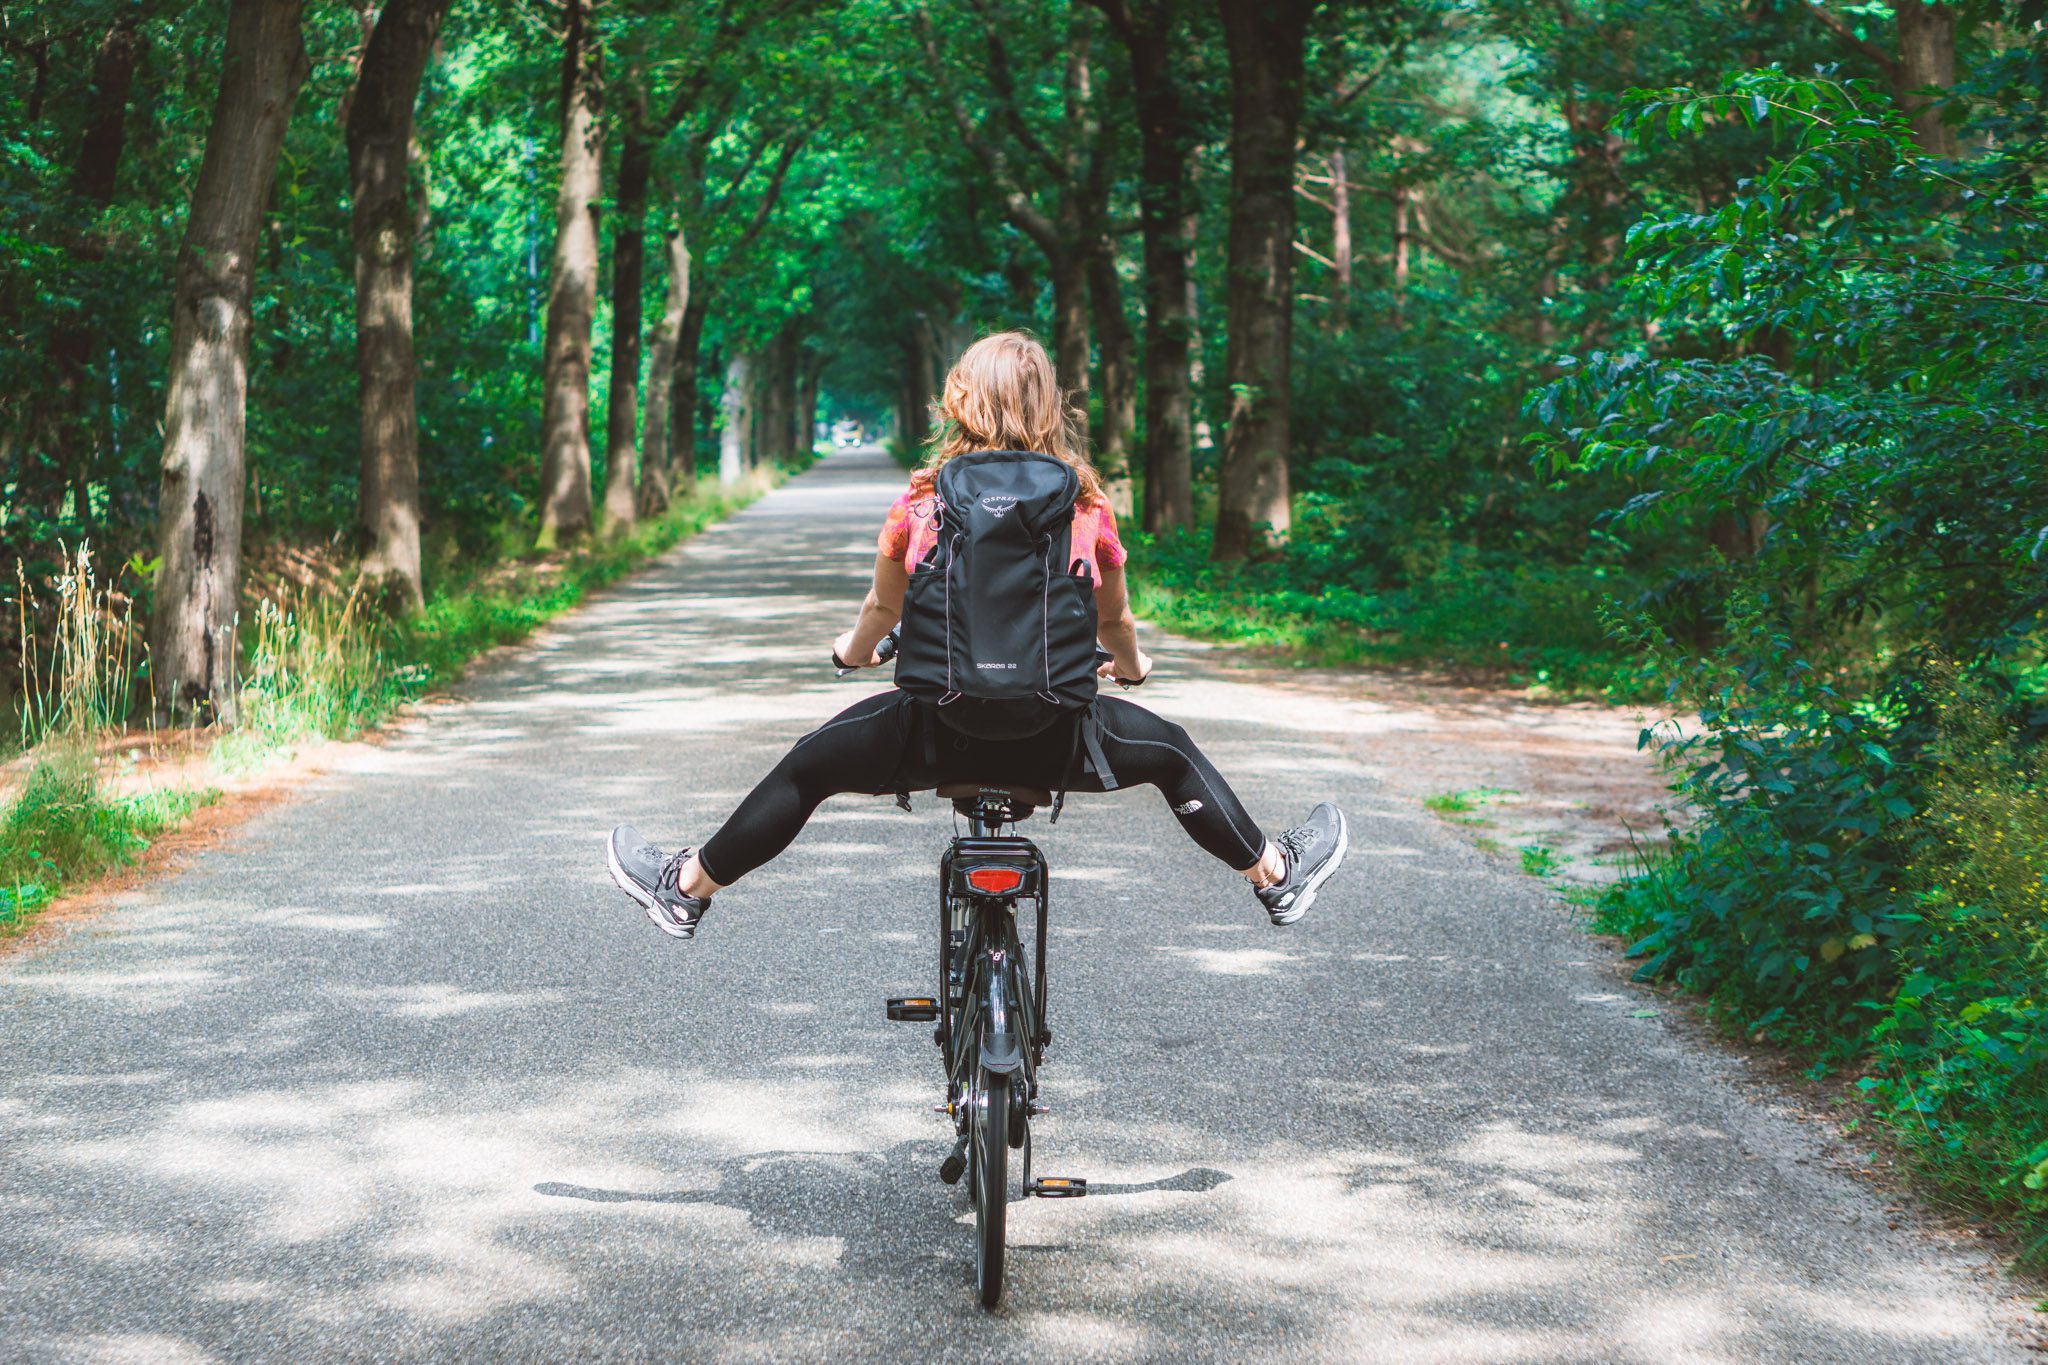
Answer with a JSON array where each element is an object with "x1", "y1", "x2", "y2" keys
[
  {"x1": 1128, "y1": 525, "x2": 1654, "y2": 697},
  {"x1": 1597, "y1": 611, "x2": 1924, "y2": 1039},
  {"x1": 0, "y1": 747, "x2": 214, "y2": 931},
  {"x1": 1561, "y1": 58, "x2": 2048, "y2": 1253},
  {"x1": 1863, "y1": 682, "x2": 2048, "y2": 1254}
]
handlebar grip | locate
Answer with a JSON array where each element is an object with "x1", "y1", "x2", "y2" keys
[{"x1": 834, "y1": 628, "x2": 901, "y2": 677}]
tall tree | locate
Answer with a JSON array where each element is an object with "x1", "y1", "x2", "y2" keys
[
  {"x1": 1802, "y1": 0, "x2": 1957, "y2": 157},
  {"x1": 662, "y1": 125, "x2": 806, "y2": 491},
  {"x1": 151, "y1": 0, "x2": 311, "y2": 722},
  {"x1": 1212, "y1": 0, "x2": 1317, "y2": 559},
  {"x1": 1092, "y1": 0, "x2": 1199, "y2": 532},
  {"x1": 47, "y1": 10, "x2": 146, "y2": 533},
  {"x1": 599, "y1": 83, "x2": 654, "y2": 536},
  {"x1": 913, "y1": 4, "x2": 1113, "y2": 430},
  {"x1": 637, "y1": 226, "x2": 690, "y2": 512},
  {"x1": 535, "y1": 0, "x2": 604, "y2": 549},
  {"x1": 347, "y1": 0, "x2": 453, "y2": 610}
]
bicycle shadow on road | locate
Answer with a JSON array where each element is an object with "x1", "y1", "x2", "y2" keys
[{"x1": 535, "y1": 1157, "x2": 1231, "y2": 1213}]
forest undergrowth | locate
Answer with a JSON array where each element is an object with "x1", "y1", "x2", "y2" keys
[{"x1": 0, "y1": 463, "x2": 793, "y2": 937}]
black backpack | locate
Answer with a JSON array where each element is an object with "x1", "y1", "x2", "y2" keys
[{"x1": 893, "y1": 450, "x2": 1100, "y2": 740}]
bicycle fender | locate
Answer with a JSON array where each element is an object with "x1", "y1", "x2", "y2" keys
[{"x1": 980, "y1": 1030, "x2": 1024, "y2": 1075}]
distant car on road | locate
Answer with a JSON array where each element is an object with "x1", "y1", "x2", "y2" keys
[{"x1": 831, "y1": 420, "x2": 864, "y2": 447}]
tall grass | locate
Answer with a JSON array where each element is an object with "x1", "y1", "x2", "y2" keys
[
  {"x1": 2, "y1": 545, "x2": 214, "y2": 932},
  {"x1": 14, "y1": 544, "x2": 137, "y2": 748}
]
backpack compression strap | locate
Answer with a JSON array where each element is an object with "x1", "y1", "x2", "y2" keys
[{"x1": 1050, "y1": 701, "x2": 1119, "y2": 823}]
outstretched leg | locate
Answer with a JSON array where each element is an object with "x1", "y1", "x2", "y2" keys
[
  {"x1": 1083, "y1": 696, "x2": 1349, "y2": 924},
  {"x1": 694, "y1": 690, "x2": 912, "y2": 884}
]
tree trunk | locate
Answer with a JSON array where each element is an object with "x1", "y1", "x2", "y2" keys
[
  {"x1": 1099, "y1": 0, "x2": 1197, "y2": 532},
  {"x1": 1391, "y1": 183, "x2": 1412, "y2": 318},
  {"x1": 757, "y1": 326, "x2": 795, "y2": 465},
  {"x1": 637, "y1": 227, "x2": 689, "y2": 514},
  {"x1": 600, "y1": 111, "x2": 651, "y2": 537},
  {"x1": 718, "y1": 351, "x2": 750, "y2": 484},
  {"x1": 346, "y1": 0, "x2": 449, "y2": 613},
  {"x1": 1894, "y1": 1, "x2": 1956, "y2": 157},
  {"x1": 1212, "y1": 0, "x2": 1308, "y2": 561},
  {"x1": 796, "y1": 353, "x2": 823, "y2": 460},
  {"x1": 1050, "y1": 240, "x2": 1091, "y2": 410},
  {"x1": 745, "y1": 349, "x2": 768, "y2": 468},
  {"x1": 670, "y1": 293, "x2": 707, "y2": 490},
  {"x1": 899, "y1": 322, "x2": 938, "y2": 453},
  {"x1": 151, "y1": 0, "x2": 310, "y2": 722},
  {"x1": 1085, "y1": 234, "x2": 1136, "y2": 517},
  {"x1": 535, "y1": 0, "x2": 603, "y2": 549},
  {"x1": 1329, "y1": 147, "x2": 1352, "y2": 318},
  {"x1": 48, "y1": 13, "x2": 145, "y2": 534}
]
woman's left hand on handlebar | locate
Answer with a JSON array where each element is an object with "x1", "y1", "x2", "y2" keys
[{"x1": 832, "y1": 628, "x2": 882, "y2": 669}]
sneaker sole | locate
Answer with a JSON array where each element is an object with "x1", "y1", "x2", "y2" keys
[
  {"x1": 1270, "y1": 810, "x2": 1348, "y2": 926},
  {"x1": 605, "y1": 833, "x2": 698, "y2": 940}
]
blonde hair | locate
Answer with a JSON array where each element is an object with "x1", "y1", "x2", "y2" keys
[{"x1": 910, "y1": 331, "x2": 1105, "y2": 506}]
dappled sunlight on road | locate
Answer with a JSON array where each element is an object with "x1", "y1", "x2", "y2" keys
[{"x1": 0, "y1": 452, "x2": 2024, "y2": 1360}]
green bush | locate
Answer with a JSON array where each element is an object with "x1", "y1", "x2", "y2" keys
[{"x1": 1862, "y1": 683, "x2": 2048, "y2": 1253}]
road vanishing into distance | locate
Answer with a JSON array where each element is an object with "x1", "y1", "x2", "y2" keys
[{"x1": 0, "y1": 449, "x2": 2029, "y2": 1362}]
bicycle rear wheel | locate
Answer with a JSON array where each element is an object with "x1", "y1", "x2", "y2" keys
[{"x1": 971, "y1": 1065, "x2": 1008, "y2": 1308}]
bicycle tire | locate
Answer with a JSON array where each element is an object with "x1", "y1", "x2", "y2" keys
[{"x1": 972, "y1": 1064, "x2": 1008, "y2": 1309}]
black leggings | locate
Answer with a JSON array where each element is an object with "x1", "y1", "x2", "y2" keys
[{"x1": 696, "y1": 691, "x2": 1268, "y2": 885}]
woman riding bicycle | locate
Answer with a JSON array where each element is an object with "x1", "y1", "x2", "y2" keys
[{"x1": 607, "y1": 331, "x2": 1348, "y2": 936}]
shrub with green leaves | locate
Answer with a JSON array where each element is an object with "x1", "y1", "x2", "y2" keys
[
  {"x1": 1863, "y1": 681, "x2": 2048, "y2": 1254},
  {"x1": 1548, "y1": 62, "x2": 2048, "y2": 1249}
]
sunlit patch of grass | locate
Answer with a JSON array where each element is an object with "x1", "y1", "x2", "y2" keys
[
  {"x1": 1125, "y1": 535, "x2": 1658, "y2": 700},
  {"x1": 1519, "y1": 843, "x2": 1562, "y2": 877},
  {"x1": 0, "y1": 745, "x2": 215, "y2": 932},
  {"x1": 1423, "y1": 787, "x2": 1515, "y2": 822}
]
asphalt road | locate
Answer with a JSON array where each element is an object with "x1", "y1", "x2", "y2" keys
[{"x1": 0, "y1": 449, "x2": 2028, "y2": 1362}]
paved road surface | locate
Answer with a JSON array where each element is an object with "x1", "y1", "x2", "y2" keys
[{"x1": 0, "y1": 449, "x2": 2027, "y2": 1361}]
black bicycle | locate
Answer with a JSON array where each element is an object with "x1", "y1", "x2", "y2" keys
[
  {"x1": 887, "y1": 779, "x2": 1080, "y2": 1308},
  {"x1": 838, "y1": 630, "x2": 1125, "y2": 1308}
]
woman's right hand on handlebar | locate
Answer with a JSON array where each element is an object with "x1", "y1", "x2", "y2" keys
[{"x1": 1099, "y1": 648, "x2": 1152, "y2": 687}]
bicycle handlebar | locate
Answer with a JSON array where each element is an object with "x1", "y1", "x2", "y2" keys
[{"x1": 834, "y1": 629, "x2": 1146, "y2": 687}]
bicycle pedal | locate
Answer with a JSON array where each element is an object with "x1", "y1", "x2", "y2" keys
[
  {"x1": 886, "y1": 997, "x2": 940, "y2": 1022},
  {"x1": 1027, "y1": 1176, "x2": 1087, "y2": 1199}
]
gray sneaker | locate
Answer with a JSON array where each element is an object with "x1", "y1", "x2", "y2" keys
[
  {"x1": 606, "y1": 825, "x2": 711, "y2": 940},
  {"x1": 1255, "y1": 803, "x2": 1348, "y2": 925}
]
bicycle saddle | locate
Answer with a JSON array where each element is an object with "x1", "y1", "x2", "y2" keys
[{"x1": 937, "y1": 782, "x2": 1053, "y2": 809}]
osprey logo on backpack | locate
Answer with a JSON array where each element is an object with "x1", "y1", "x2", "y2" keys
[{"x1": 893, "y1": 451, "x2": 1100, "y2": 739}]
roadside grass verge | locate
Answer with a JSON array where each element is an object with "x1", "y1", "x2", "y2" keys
[
  {"x1": 4, "y1": 464, "x2": 797, "y2": 935},
  {"x1": 0, "y1": 747, "x2": 216, "y2": 934},
  {"x1": 1125, "y1": 532, "x2": 1657, "y2": 700}
]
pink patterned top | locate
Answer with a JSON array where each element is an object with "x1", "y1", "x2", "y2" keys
[{"x1": 878, "y1": 485, "x2": 1128, "y2": 586}]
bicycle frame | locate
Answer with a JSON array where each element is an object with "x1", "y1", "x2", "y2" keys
[{"x1": 938, "y1": 810, "x2": 1050, "y2": 1131}]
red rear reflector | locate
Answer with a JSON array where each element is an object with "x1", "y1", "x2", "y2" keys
[{"x1": 965, "y1": 866, "x2": 1026, "y2": 895}]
